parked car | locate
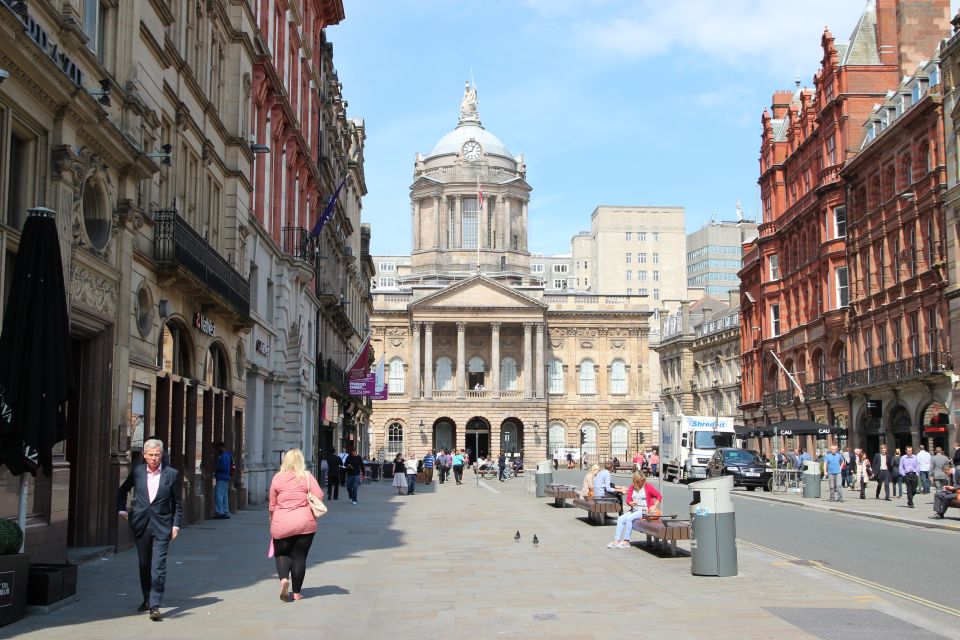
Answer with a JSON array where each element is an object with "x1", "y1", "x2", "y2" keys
[{"x1": 707, "y1": 448, "x2": 772, "y2": 491}]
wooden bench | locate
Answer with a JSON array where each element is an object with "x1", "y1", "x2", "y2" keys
[
  {"x1": 477, "y1": 467, "x2": 499, "y2": 479},
  {"x1": 571, "y1": 497, "x2": 621, "y2": 524},
  {"x1": 631, "y1": 517, "x2": 691, "y2": 557},
  {"x1": 544, "y1": 484, "x2": 579, "y2": 508}
]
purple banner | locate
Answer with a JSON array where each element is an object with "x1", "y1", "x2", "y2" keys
[
  {"x1": 372, "y1": 385, "x2": 389, "y2": 401},
  {"x1": 349, "y1": 374, "x2": 376, "y2": 397}
]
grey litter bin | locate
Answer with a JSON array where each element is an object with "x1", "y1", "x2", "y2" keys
[
  {"x1": 802, "y1": 460, "x2": 821, "y2": 498},
  {"x1": 535, "y1": 461, "x2": 553, "y2": 498},
  {"x1": 689, "y1": 475, "x2": 738, "y2": 577}
]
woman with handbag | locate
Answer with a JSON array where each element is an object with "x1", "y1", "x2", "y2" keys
[
  {"x1": 607, "y1": 472, "x2": 662, "y2": 549},
  {"x1": 857, "y1": 451, "x2": 872, "y2": 500},
  {"x1": 269, "y1": 448, "x2": 325, "y2": 602}
]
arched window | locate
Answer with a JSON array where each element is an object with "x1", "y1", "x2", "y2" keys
[
  {"x1": 157, "y1": 321, "x2": 191, "y2": 376},
  {"x1": 581, "y1": 422, "x2": 597, "y2": 457},
  {"x1": 435, "y1": 356, "x2": 453, "y2": 391},
  {"x1": 388, "y1": 357, "x2": 405, "y2": 394},
  {"x1": 500, "y1": 357, "x2": 518, "y2": 391},
  {"x1": 579, "y1": 358, "x2": 596, "y2": 395},
  {"x1": 548, "y1": 422, "x2": 565, "y2": 453},
  {"x1": 548, "y1": 359, "x2": 564, "y2": 394},
  {"x1": 204, "y1": 344, "x2": 229, "y2": 389},
  {"x1": 387, "y1": 422, "x2": 404, "y2": 455},
  {"x1": 468, "y1": 356, "x2": 485, "y2": 389},
  {"x1": 609, "y1": 359, "x2": 627, "y2": 395},
  {"x1": 610, "y1": 421, "x2": 628, "y2": 458}
]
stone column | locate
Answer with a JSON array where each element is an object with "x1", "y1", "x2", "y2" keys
[
  {"x1": 423, "y1": 322, "x2": 434, "y2": 399},
  {"x1": 457, "y1": 321, "x2": 467, "y2": 398},
  {"x1": 521, "y1": 201, "x2": 529, "y2": 250},
  {"x1": 433, "y1": 196, "x2": 441, "y2": 248},
  {"x1": 412, "y1": 322, "x2": 422, "y2": 398},
  {"x1": 523, "y1": 322, "x2": 533, "y2": 399},
  {"x1": 490, "y1": 322, "x2": 501, "y2": 398},
  {"x1": 535, "y1": 322, "x2": 545, "y2": 399}
]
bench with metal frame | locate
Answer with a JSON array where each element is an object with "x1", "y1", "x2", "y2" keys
[
  {"x1": 631, "y1": 516, "x2": 691, "y2": 557},
  {"x1": 571, "y1": 497, "x2": 621, "y2": 524},
  {"x1": 544, "y1": 484, "x2": 579, "y2": 508}
]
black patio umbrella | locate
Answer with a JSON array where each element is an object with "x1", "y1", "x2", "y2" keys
[{"x1": 0, "y1": 208, "x2": 73, "y2": 478}]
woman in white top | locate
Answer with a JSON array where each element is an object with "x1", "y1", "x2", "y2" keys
[{"x1": 608, "y1": 473, "x2": 662, "y2": 549}]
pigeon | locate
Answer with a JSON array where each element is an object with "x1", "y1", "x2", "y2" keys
[
  {"x1": 514, "y1": 531, "x2": 521, "y2": 543},
  {"x1": 532, "y1": 534, "x2": 539, "y2": 548}
]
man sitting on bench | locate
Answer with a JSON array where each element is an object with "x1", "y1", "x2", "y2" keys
[
  {"x1": 608, "y1": 473, "x2": 662, "y2": 548},
  {"x1": 594, "y1": 462, "x2": 625, "y2": 515},
  {"x1": 930, "y1": 483, "x2": 960, "y2": 519}
]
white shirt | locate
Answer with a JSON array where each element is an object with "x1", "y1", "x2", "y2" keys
[
  {"x1": 917, "y1": 449, "x2": 932, "y2": 472},
  {"x1": 405, "y1": 459, "x2": 418, "y2": 474},
  {"x1": 146, "y1": 465, "x2": 163, "y2": 503}
]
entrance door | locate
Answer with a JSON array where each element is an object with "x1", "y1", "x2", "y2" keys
[
  {"x1": 465, "y1": 432, "x2": 490, "y2": 460},
  {"x1": 434, "y1": 422, "x2": 454, "y2": 452}
]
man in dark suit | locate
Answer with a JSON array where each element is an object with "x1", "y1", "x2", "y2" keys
[
  {"x1": 117, "y1": 438, "x2": 182, "y2": 621},
  {"x1": 326, "y1": 450, "x2": 341, "y2": 500},
  {"x1": 873, "y1": 443, "x2": 894, "y2": 501}
]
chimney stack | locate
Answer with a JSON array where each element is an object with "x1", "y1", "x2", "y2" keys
[{"x1": 876, "y1": 0, "x2": 951, "y2": 77}]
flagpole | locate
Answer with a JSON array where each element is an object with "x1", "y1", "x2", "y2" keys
[{"x1": 476, "y1": 174, "x2": 481, "y2": 273}]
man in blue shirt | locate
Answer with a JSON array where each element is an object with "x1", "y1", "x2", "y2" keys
[
  {"x1": 899, "y1": 446, "x2": 920, "y2": 508},
  {"x1": 796, "y1": 448, "x2": 812, "y2": 470},
  {"x1": 422, "y1": 450, "x2": 435, "y2": 484},
  {"x1": 823, "y1": 445, "x2": 845, "y2": 502},
  {"x1": 214, "y1": 442, "x2": 232, "y2": 519}
]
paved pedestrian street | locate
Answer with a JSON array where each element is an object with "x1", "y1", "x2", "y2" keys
[{"x1": 7, "y1": 471, "x2": 959, "y2": 640}]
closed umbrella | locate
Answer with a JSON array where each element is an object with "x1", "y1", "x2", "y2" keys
[{"x1": 0, "y1": 208, "x2": 74, "y2": 536}]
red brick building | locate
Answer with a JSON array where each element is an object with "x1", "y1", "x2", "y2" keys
[{"x1": 739, "y1": 0, "x2": 950, "y2": 456}]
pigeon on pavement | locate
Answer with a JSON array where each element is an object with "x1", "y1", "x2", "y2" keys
[
  {"x1": 514, "y1": 530, "x2": 521, "y2": 543},
  {"x1": 532, "y1": 534, "x2": 539, "y2": 548}
]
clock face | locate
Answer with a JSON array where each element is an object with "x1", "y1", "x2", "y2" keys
[{"x1": 462, "y1": 141, "x2": 482, "y2": 161}]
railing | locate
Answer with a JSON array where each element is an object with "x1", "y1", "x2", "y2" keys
[
  {"x1": 154, "y1": 208, "x2": 250, "y2": 317},
  {"x1": 803, "y1": 377, "x2": 844, "y2": 401},
  {"x1": 466, "y1": 390, "x2": 488, "y2": 398},
  {"x1": 842, "y1": 352, "x2": 951, "y2": 390},
  {"x1": 762, "y1": 388, "x2": 794, "y2": 409},
  {"x1": 319, "y1": 358, "x2": 348, "y2": 395},
  {"x1": 432, "y1": 390, "x2": 455, "y2": 398},
  {"x1": 500, "y1": 390, "x2": 522, "y2": 398},
  {"x1": 282, "y1": 226, "x2": 316, "y2": 262}
]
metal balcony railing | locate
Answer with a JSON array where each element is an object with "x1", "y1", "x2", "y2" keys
[
  {"x1": 154, "y1": 208, "x2": 249, "y2": 317},
  {"x1": 282, "y1": 226, "x2": 316, "y2": 262},
  {"x1": 319, "y1": 358, "x2": 348, "y2": 396},
  {"x1": 842, "y1": 352, "x2": 951, "y2": 391}
]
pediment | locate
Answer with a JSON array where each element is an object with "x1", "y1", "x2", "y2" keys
[{"x1": 411, "y1": 276, "x2": 546, "y2": 311}]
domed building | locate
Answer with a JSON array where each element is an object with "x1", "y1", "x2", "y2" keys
[{"x1": 368, "y1": 83, "x2": 656, "y2": 465}]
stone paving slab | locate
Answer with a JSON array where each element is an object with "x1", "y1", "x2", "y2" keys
[{"x1": 3, "y1": 470, "x2": 959, "y2": 639}]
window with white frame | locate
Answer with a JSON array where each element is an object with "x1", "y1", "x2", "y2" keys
[
  {"x1": 548, "y1": 359, "x2": 564, "y2": 394},
  {"x1": 639, "y1": 232, "x2": 647, "y2": 241},
  {"x1": 639, "y1": 253, "x2": 647, "y2": 264},
  {"x1": 639, "y1": 288, "x2": 648, "y2": 296},
  {"x1": 652, "y1": 232, "x2": 659, "y2": 241},
  {"x1": 378, "y1": 276, "x2": 396, "y2": 288},
  {"x1": 462, "y1": 197, "x2": 479, "y2": 248},
  {"x1": 435, "y1": 356, "x2": 453, "y2": 390},
  {"x1": 548, "y1": 423, "x2": 565, "y2": 453},
  {"x1": 387, "y1": 422, "x2": 404, "y2": 455},
  {"x1": 579, "y1": 358, "x2": 596, "y2": 395},
  {"x1": 388, "y1": 357, "x2": 405, "y2": 393},
  {"x1": 552, "y1": 279, "x2": 566, "y2": 290},
  {"x1": 531, "y1": 264, "x2": 544, "y2": 273},
  {"x1": 639, "y1": 271, "x2": 647, "y2": 281},
  {"x1": 653, "y1": 271, "x2": 659, "y2": 281},
  {"x1": 553, "y1": 264, "x2": 569, "y2": 273},
  {"x1": 626, "y1": 288, "x2": 632, "y2": 295},
  {"x1": 626, "y1": 253, "x2": 632, "y2": 263},
  {"x1": 835, "y1": 267, "x2": 848, "y2": 308},
  {"x1": 653, "y1": 253, "x2": 659, "y2": 264},
  {"x1": 500, "y1": 357, "x2": 518, "y2": 391},
  {"x1": 833, "y1": 206, "x2": 846, "y2": 238},
  {"x1": 378, "y1": 261, "x2": 396, "y2": 272},
  {"x1": 770, "y1": 303, "x2": 781, "y2": 336},
  {"x1": 611, "y1": 421, "x2": 628, "y2": 458},
  {"x1": 610, "y1": 359, "x2": 627, "y2": 394},
  {"x1": 625, "y1": 231, "x2": 631, "y2": 241},
  {"x1": 653, "y1": 289, "x2": 660, "y2": 300},
  {"x1": 626, "y1": 270, "x2": 632, "y2": 281}
]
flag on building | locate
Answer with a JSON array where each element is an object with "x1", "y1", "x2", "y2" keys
[
  {"x1": 346, "y1": 331, "x2": 372, "y2": 380},
  {"x1": 477, "y1": 174, "x2": 483, "y2": 209},
  {"x1": 310, "y1": 176, "x2": 348, "y2": 237}
]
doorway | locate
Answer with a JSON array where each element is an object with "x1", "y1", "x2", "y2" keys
[
  {"x1": 465, "y1": 417, "x2": 490, "y2": 459},
  {"x1": 434, "y1": 420, "x2": 455, "y2": 452}
]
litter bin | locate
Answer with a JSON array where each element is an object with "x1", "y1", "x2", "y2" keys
[
  {"x1": 802, "y1": 460, "x2": 821, "y2": 498},
  {"x1": 689, "y1": 475, "x2": 737, "y2": 577},
  {"x1": 535, "y1": 460, "x2": 553, "y2": 498}
]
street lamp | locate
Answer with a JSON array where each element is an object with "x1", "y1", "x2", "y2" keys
[
  {"x1": 418, "y1": 419, "x2": 424, "y2": 437},
  {"x1": 533, "y1": 421, "x2": 539, "y2": 436}
]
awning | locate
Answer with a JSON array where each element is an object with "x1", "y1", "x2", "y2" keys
[{"x1": 737, "y1": 420, "x2": 843, "y2": 438}]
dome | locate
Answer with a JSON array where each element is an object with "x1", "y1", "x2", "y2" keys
[{"x1": 426, "y1": 123, "x2": 512, "y2": 159}]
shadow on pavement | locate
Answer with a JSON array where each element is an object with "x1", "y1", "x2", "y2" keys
[{"x1": 298, "y1": 584, "x2": 350, "y2": 598}]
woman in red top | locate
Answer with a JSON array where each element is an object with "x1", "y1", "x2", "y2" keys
[
  {"x1": 269, "y1": 448, "x2": 323, "y2": 601},
  {"x1": 607, "y1": 472, "x2": 662, "y2": 549}
]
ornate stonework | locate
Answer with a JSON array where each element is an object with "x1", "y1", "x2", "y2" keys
[{"x1": 70, "y1": 265, "x2": 118, "y2": 316}]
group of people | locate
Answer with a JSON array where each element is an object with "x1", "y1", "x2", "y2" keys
[
  {"x1": 631, "y1": 449, "x2": 660, "y2": 476},
  {"x1": 322, "y1": 447, "x2": 365, "y2": 504},
  {"x1": 578, "y1": 462, "x2": 663, "y2": 548},
  {"x1": 117, "y1": 440, "x2": 334, "y2": 619}
]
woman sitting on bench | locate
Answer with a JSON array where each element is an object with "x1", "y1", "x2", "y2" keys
[
  {"x1": 580, "y1": 464, "x2": 600, "y2": 499},
  {"x1": 608, "y1": 473, "x2": 663, "y2": 549},
  {"x1": 594, "y1": 462, "x2": 625, "y2": 514}
]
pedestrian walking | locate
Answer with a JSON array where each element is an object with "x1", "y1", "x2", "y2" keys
[
  {"x1": 338, "y1": 448, "x2": 348, "y2": 487},
  {"x1": 453, "y1": 450, "x2": 465, "y2": 484},
  {"x1": 824, "y1": 445, "x2": 845, "y2": 502},
  {"x1": 873, "y1": 444, "x2": 893, "y2": 500},
  {"x1": 553, "y1": 449, "x2": 561, "y2": 470},
  {"x1": 931, "y1": 447, "x2": 952, "y2": 491},
  {"x1": 565, "y1": 450, "x2": 574, "y2": 469},
  {"x1": 392, "y1": 453, "x2": 406, "y2": 494},
  {"x1": 326, "y1": 450, "x2": 341, "y2": 500},
  {"x1": 649, "y1": 450, "x2": 660, "y2": 477},
  {"x1": 841, "y1": 447, "x2": 853, "y2": 488},
  {"x1": 892, "y1": 449, "x2": 903, "y2": 498},
  {"x1": 856, "y1": 451, "x2": 871, "y2": 499},
  {"x1": 319, "y1": 454, "x2": 329, "y2": 488},
  {"x1": 899, "y1": 446, "x2": 919, "y2": 508},
  {"x1": 497, "y1": 451, "x2": 507, "y2": 481},
  {"x1": 404, "y1": 452, "x2": 418, "y2": 495},
  {"x1": 116, "y1": 438, "x2": 182, "y2": 621},
  {"x1": 343, "y1": 446, "x2": 363, "y2": 504},
  {"x1": 929, "y1": 482, "x2": 960, "y2": 519},
  {"x1": 269, "y1": 448, "x2": 323, "y2": 602},
  {"x1": 423, "y1": 450, "x2": 435, "y2": 484},
  {"x1": 787, "y1": 448, "x2": 799, "y2": 470},
  {"x1": 917, "y1": 445, "x2": 932, "y2": 494},
  {"x1": 214, "y1": 441, "x2": 233, "y2": 519},
  {"x1": 607, "y1": 473, "x2": 662, "y2": 549},
  {"x1": 796, "y1": 448, "x2": 811, "y2": 470}
]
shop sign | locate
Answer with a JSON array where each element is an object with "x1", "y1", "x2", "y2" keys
[
  {"x1": 193, "y1": 312, "x2": 215, "y2": 336},
  {"x1": 924, "y1": 426, "x2": 948, "y2": 434},
  {"x1": 1, "y1": 0, "x2": 84, "y2": 86},
  {"x1": 255, "y1": 339, "x2": 270, "y2": 356},
  {"x1": 866, "y1": 399, "x2": 882, "y2": 417}
]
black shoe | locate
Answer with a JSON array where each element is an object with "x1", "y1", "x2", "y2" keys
[
  {"x1": 149, "y1": 607, "x2": 162, "y2": 621},
  {"x1": 885, "y1": 498, "x2": 891, "y2": 501},
  {"x1": 137, "y1": 602, "x2": 150, "y2": 613},
  {"x1": 930, "y1": 514, "x2": 944, "y2": 519}
]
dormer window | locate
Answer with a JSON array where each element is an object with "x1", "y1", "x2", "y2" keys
[
  {"x1": 930, "y1": 67, "x2": 940, "y2": 87},
  {"x1": 866, "y1": 123, "x2": 876, "y2": 142}
]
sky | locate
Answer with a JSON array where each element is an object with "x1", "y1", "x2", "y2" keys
[{"x1": 330, "y1": 0, "x2": 960, "y2": 257}]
